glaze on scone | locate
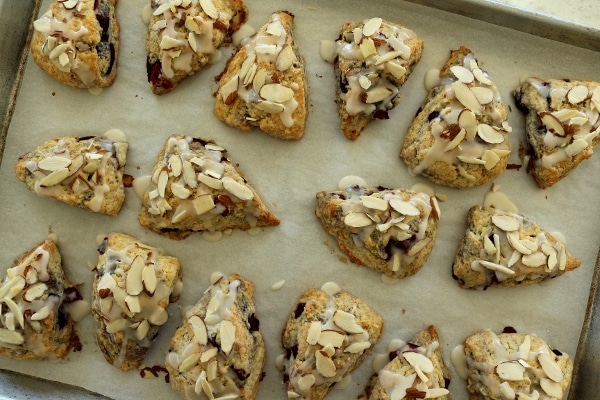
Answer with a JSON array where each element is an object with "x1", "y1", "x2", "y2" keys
[
  {"x1": 315, "y1": 185, "x2": 440, "y2": 279},
  {"x1": 363, "y1": 326, "x2": 451, "y2": 399},
  {"x1": 0, "y1": 239, "x2": 85, "y2": 360},
  {"x1": 452, "y1": 205, "x2": 580, "y2": 289},
  {"x1": 92, "y1": 232, "x2": 183, "y2": 371},
  {"x1": 165, "y1": 273, "x2": 264, "y2": 399},
  {"x1": 326, "y1": 17, "x2": 423, "y2": 140},
  {"x1": 514, "y1": 77, "x2": 600, "y2": 188},
  {"x1": 31, "y1": 0, "x2": 119, "y2": 89},
  {"x1": 400, "y1": 46, "x2": 512, "y2": 188},
  {"x1": 145, "y1": 0, "x2": 247, "y2": 95},
  {"x1": 458, "y1": 330, "x2": 573, "y2": 399},
  {"x1": 214, "y1": 11, "x2": 308, "y2": 140},
  {"x1": 138, "y1": 135, "x2": 279, "y2": 239},
  {"x1": 14, "y1": 130, "x2": 128, "y2": 216},
  {"x1": 280, "y1": 283, "x2": 384, "y2": 400}
]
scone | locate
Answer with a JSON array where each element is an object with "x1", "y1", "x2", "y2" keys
[
  {"x1": 315, "y1": 184, "x2": 440, "y2": 279},
  {"x1": 400, "y1": 46, "x2": 512, "y2": 188},
  {"x1": 0, "y1": 238, "x2": 81, "y2": 360},
  {"x1": 165, "y1": 273, "x2": 264, "y2": 399},
  {"x1": 31, "y1": 0, "x2": 119, "y2": 89},
  {"x1": 280, "y1": 283, "x2": 384, "y2": 399},
  {"x1": 452, "y1": 205, "x2": 580, "y2": 289},
  {"x1": 214, "y1": 11, "x2": 308, "y2": 140},
  {"x1": 92, "y1": 232, "x2": 183, "y2": 371},
  {"x1": 328, "y1": 17, "x2": 424, "y2": 140},
  {"x1": 145, "y1": 0, "x2": 247, "y2": 95},
  {"x1": 139, "y1": 134, "x2": 280, "y2": 240},
  {"x1": 14, "y1": 129, "x2": 128, "y2": 216},
  {"x1": 459, "y1": 330, "x2": 573, "y2": 399},
  {"x1": 513, "y1": 77, "x2": 600, "y2": 188},
  {"x1": 363, "y1": 326, "x2": 451, "y2": 399}
]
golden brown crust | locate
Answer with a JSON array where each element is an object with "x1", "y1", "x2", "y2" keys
[
  {"x1": 30, "y1": 0, "x2": 119, "y2": 89},
  {"x1": 166, "y1": 274, "x2": 264, "y2": 400},
  {"x1": 281, "y1": 286, "x2": 384, "y2": 400},
  {"x1": 514, "y1": 77, "x2": 600, "y2": 188},
  {"x1": 14, "y1": 133, "x2": 127, "y2": 217},
  {"x1": 452, "y1": 205, "x2": 580, "y2": 289},
  {"x1": 214, "y1": 11, "x2": 308, "y2": 140},
  {"x1": 0, "y1": 239, "x2": 79, "y2": 360},
  {"x1": 92, "y1": 232, "x2": 182, "y2": 371},
  {"x1": 139, "y1": 135, "x2": 279, "y2": 239},
  {"x1": 462, "y1": 330, "x2": 573, "y2": 399},
  {"x1": 145, "y1": 0, "x2": 248, "y2": 95},
  {"x1": 315, "y1": 186, "x2": 439, "y2": 279},
  {"x1": 400, "y1": 46, "x2": 512, "y2": 188},
  {"x1": 334, "y1": 18, "x2": 424, "y2": 140},
  {"x1": 363, "y1": 326, "x2": 451, "y2": 400}
]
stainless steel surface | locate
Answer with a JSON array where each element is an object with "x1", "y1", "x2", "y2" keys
[{"x1": 0, "y1": 1, "x2": 598, "y2": 399}]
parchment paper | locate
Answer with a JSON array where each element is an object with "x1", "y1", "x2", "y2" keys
[{"x1": 1, "y1": 0, "x2": 599, "y2": 399}]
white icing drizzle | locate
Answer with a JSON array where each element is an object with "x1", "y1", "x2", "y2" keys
[
  {"x1": 0, "y1": 241, "x2": 76, "y2": 358},
  {"x1": 322, "y1": 17, "x2": 419, "y2": 117},
  {"x1": 526, "y1": 77, "x2": 600, "y2": 169},
  {"x1": 219, "y1": 13, "x2": 300, "y2": 128},
  {"x1": 455, "y1": 330, "x2": 569, "y2": 399},
  {"x1": 165, "y1": 276, "x2": 242, "y2": 399},
  {"x1": 411, "y1": 53, "x2": 512, "y2": 179},
  {"x1": 150, "y1": 0, "x2": 233, "y2": 79},
  {"x1": 334, "y1": 185, "x2": 439, "y2": 277},
  {"x1": 281, "y1": 285, "x2": 372, "y2": 399},
  {"x1": 27, "y1": 130, "x2": 127, "y2": 214},
  {"x1": 94, "y1": 235, "x2": 182, "y2": 368}
]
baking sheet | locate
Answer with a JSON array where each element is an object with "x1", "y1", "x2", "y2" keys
[{"x1": 1, "y1": 0, "x2": 600, "y2": 399}]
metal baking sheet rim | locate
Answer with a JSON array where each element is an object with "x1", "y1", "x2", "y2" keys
[{"x1": 0, "y1": 1, "x2": 599, "y2": 399}]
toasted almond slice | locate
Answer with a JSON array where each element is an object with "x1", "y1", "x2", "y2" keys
[
  {"x1": 239, "y1": 54, "x2": 256, "y2": 82},
  {"x1": 38, "y1": 156, "x2": 72, "y2": 171},
  {"x1": 344, "y1": 341, "x2": 371, "y2": 353},
  {"x1": 491, "y1": 214, "x2": 520, "y2": 231},
  {"x1": 22, "y1": 282, "x2": 47, "y2": 302},
  {"x1": 452, "y1": 81, "x2": 482, "y2": 114},
  {"x1": 260, "y1": 84, "x2": 294, "y2": 103},
  {"x1": 389, "y1": 198, "x2": 420, "y2": 216},
  {"x1": 266, "y1": 20, "x2": 284, "y2": 36},
  {"x1": 375, "y1": 50, "x2": 404, "y2": 66},
  {"x1": 222, "y1": 177, "x2": 254, "y2": 201},
  {"x1": 540, "y1": 378, "x2": 564, "y2": 398},
  {"x1": 522, "y1": 251, "x2": 547, "y2": 267},
  {"x1": 360, "y1": 195, "x2": 388, "y2": 211},
  {"x1": 171, "y1": 182, "x2": 191, "y2": 199},
  {"x1": 538, "y1": 352, "x2": 565, "y2": 382},
  {"x1": 496, "y1": 361, "x2": 525, "y2": 381},
  {"x1": 201, "y1": 347, "x2": 218, "y2": 363},
  {"x1": 567, "y1": 85, "x2": 589, "y2": 104},
  {"x1": 360, "y1": 38, "x2": 377, "y2": 59},
  {"x1": 315, "y1": 351, "x2": 337, "y2": 378},
  {"x1": 591, "y1": 86, "x2": 600, "y2": 111},
  {"x1": 192, "y1": 195, "x2": 215, "y2": 215},
  {"x1": 0, "y1": 328, "x2": 24, "y2": 345},
  {"x1": 135, "y1": 319, "x2": 151, "y2": 341},
  {"x1": 385, "y1": 61, "x2": 407, "y2": 80},
  {"x1": 407, "y1": 237, "x2": 432, "y2": 257},
  {"x1": 253, "y1": 68, "x2": 267, "y2": 94},
  {"x1": 179, "y1": 352, "x2": 202, "y2": 373},
  {"x1": 482, "y1": 149, "x2": 501, "y2": 170},
  {"x1": 344, "y1": 212, "x2": 372, "y2": 228},
  {"x1": 552, "y1": 109, "x2": 580, "y2": 122},
  {"x1": 220, "y1": 74, "x2": 239, "y2": 102},
  {"x1": 125, "y1": 295, "x2": 142, "y2": 314},
  {"x1": 317, "y1": 330, "x2": 345, "y2": 348},
  {"x1": 540, "y1": 112, "x2": 566, "y2": 137},
  {"x1": 199, "y1": 0, "x2": 218, "y2": 19},
  {"x1": 364, "y1": 86, "x2": 393, "y2": 104},
  {"x1": 457, "y1": 155, "x2": 486, "y2": 165},
  {"x1": 362, "y1": 17, "x2": 383, "y2": 37},
  {"x1": 470, "y1": 86, "x2": 494, "y2": 104},
  {"x1": 189, "y1": 315, "x2": 208, "y2": 345},
  {"x1": 142, "y1": 265, "x2": 158, "y2": 296},
  {"x1": 333, "y1": 310, "x2": 363, "y2": 334},
  {"x1": 450, "y1": 65, "x2": 474, "y2": 83},
  {"x1": 458, "y1": 109, "x2": 478, "y2": 140},
  {"x1": 4, "y1": 298, "x2": 24, "y2": 328},
  {"x1": 256, "y1": 100, "x2": 284, "y2": 114},
  {"x1": 403, "y1": 351, "x2": 434, "y2": 373},
  {"x1": 483, "y1": 235, "x2": 497, "y2": 255},
  {"x1": 220, "y1": 319, "x2": 236, "y2": 354},
  {"x1": 477, "y1": 124, "x2": 505, "y2": 144},
  {"x1": 472, "y1": 67, "x2": 492, "y2": 85},
  {"x1": 565, "y1": 138, "x2": 589, "y2": 157},
  {"x1": 307, "y1": 321, "x2": 321, "y2": 345},
  {"x1": 478, "y1": 260, "x2": 516, "y2": 275},
  {"x1": 507, "y1": 231, "x2": 534, "y2": 255},
  {"x1": 126, "y1": 256, "x2": 145, "y2": 296},
  {"x1": 297, "y1": 374, "x2": 316, "y2": 392},
  {"x1": 276, "y1": 44, "x2": 295, "y2": 71},
  {"x1": 39, "y1": 168, "x2": 70, "y2": 187},
  {"x1": 443, "y1": 128, "x2": 467, "y2": 151}
]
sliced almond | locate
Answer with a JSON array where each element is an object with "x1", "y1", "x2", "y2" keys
[
  {"x1": 222, "y1": 177, "x2": 254, "y2": 201},
  {"x1": 538, "y1": 352, "x2": 564, "y2": 382},
  {"x1": 507, "y1": 231, "x2": 534, "y2": 255},
  {"x1": 344, "y1": 212, "x2": 372, "y2": 228},
  {"x1": 389, "y1": 198, "x2": 420, "y2": 216},
  {"x1": 220, "y1": 74, "x2": 239, "y2": 103},
  {"x1": 540, "y1": 112, "x2": 566, "y2": 137},
  {"x1": 457, "y1": 155, "x2": 486, "y2": 165},
  {"x1": 477, "y1": 260, "x2": 516, "y2": 275},
  {"x1": 297, "y1": 374, "x2": 316, "y2": 392},
  {"x1": 39, "y1": 168, "x2": 70, "y2": 187},
  {"x1": 142, "y1": 265, "x2": 158, "y2": 296},
  {"x1": 364, "y1": 86, "x2": 392, "y2": 104},
  {"x1": 22, "y1": 282, "x2": 47, "y2": 302},
  {"x1": 260, "y1": 84, "x2": 294, "y2": 103},
  {"x1": 38, "y1": 156, "x2": 71, "y2": 171},
  {"x1": 591, "y1": 86, "x2": 600, "y2": 111},
  {"x1": 253, "y1": 68, "x2": 267, "y2": 94},
  {"x1": 407, "y1": 237, "x2": 432, "y2": 257},
  {"x1": 315, "y1": 351, "x2": 337, "y2": 378},
  {"x1": 491, "y1": 214, "x2": 520, "y2": 232},
  {"x1": 344, "y1": 341, "x2": 371, "y2": 353},
  {"x1": 375, "y1": 51, "x2": 404, "y2": 66},
  {"x1": 565, "y1": 138, "x2": 589, "y2": 157},
  {"x1": 179, "y1": 352, "x2": 202, "y2": 373},
  {"x1": 458, "y1": 109, "x2": 478, "y2": 140},
  {"x1": 522, "y1": 251, "x2": 547, "y2": 267},
  {"x1": 470, "y1": 86, "x2": 494, "y2": 105},
  {"x1": 126, "y1": 256, "x2": 145, "y2": 296},
  {"x1": 125, "y1": 295, "x2": 142, "y2": 314},
  {"x1": 472, "y1": 67, "x2": 492, "y2": 85},
  {"x1": 189, "y1": 315, "x2": 208, "y2": 345},
  {"x1": 567, "y1": 85, "x2": 589, "y2": 104},
  {"x1": 403, "y1": 351, "x2": 434, "y2": 373},
  {"x1": 477, "y1": 124, "x2": 505, "y2": 144},
  {"x1": 482, "y1": 149, "x2": 501, "y2": 170},
  {"x1": 358, "y1": 75, "x2": 372, "y2": 90},
  {"x1": 450, "y1": 65, "x2": 474, "y2": 83},
  {"x1": 333, "y1": 310, "x2": 363, "y2": 334},
  {"x1": 443, "y1": 128, "x2": 467, "y2": 151},
  {"x1": 360, "y1": 38, "x2": 377, "y2": 59},
  {"x1": 0, "y1": 328, "x2": 24, "y2": 345},
  {"x1": 307, "y1": 321, "x2": 321, "y2": 345},
  {"x1": 171, "y1": 182, "x2": 191, "y2": 199},
  {"x1": 0, "y1": 276, "x2": 25, "y2": 300},
  {"x1": 552, "y1": 109, "x2": 580, "y2": 122},
  {"x1": 362, "y1": 17, "x2": 383, "y2": 37},
  {"x1": 385, "y1": 61, "x2": 407, "y2": 80},
  {"x1": 4, "y1": 298, "x2": 24, "y2": 328},
  {"x1": 200, "y1": 347, "x2": 218, "y2": 363},
  {"x1": 149, "y1": 306, "x2": 168, "y2": 326},
  {"x1": 182, "y1": 160, "x2": 198, "y2": 188},
  {"x1": 256, "y1": 100, "x2": 285, "y2": 114},
  {"x1": 540, "y1": 378, "x2": 563, "y2": 398},
  {"x1": 317, "y1": 330, "x2": 345, "y2": 348},
  {"x1": 135, "y1": 319, "x2": 151, "y2": 341},
  {"x1": 496, "y1": 361, "x2": 525, "y2": 381},
  {"x1": 276, "y1": 44, "x2": 295, "y2": 71},
  {"x1": 452, "y1": 81, "x2": 482, "y2": 114},
  {"x1": 199, "y1": 0, "x2": 218, "y2": 19},
  {"x1": 360, "y1": 195, "x2": 388, "y2": 211},
  {"x1": 219, "y1": 319, "x2": 236, "y2": 354}
]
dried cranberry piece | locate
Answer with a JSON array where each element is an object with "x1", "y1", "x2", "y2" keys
[
  {"x1": 427, "y1": 110, "x2": 440, "y2": 121},
  {"x1": 248, "y1": 314, "x2": 260, "y2": 332},
  {"x1": 98, "y1": 237, "x2": 108, "y2": 254},
  {"x1": 502, "y1": 326, "x2": 517, "y2": 334},
  {"x1": 293, "y1": 303, "x2": 305, "y2": 318},
  {"x1": 147, "y1": 59, "x2": 173, "y2": 91},
  {"x1": 373, "y1": 109, "x2": 389, "y2": 120}
]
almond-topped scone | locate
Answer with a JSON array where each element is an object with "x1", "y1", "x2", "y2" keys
[
  {"x1": 166, "y1": 273, "x2": 264, "y2": 400},
  {"x1": 139, "y1": 135, "x2": 280, "y2": 240},
  {"x1": 145, "y1": 0, "x2": 247, "y2": 95},
  {"x1": 279, "y1": 283, "x2": 384, "y2": 400},
  {"x1": 31, "y1": 0, "x2": 119, "y2": 89},
  {"x1": 452, "y1": 205, "x2": 580, "y2": 289},
  {"x1": 315, "y1": 184, "x2": 440, "y2": 279},
  {"x1": 0, "y1": 238, "x2": 86, "y2": 360},
  {"x1": 14, "y1": 129, "x2": 128, "y2": 216},
  {"x1": 324, "y1": 17, "x2": 423, "y2": 140},
  {"x1": 214, "y1": 11, "x2": 308, "y2": 140},
  {"x1": 92, "y1": 232, "x2": 183, "y2": 371},
  {"x1": 363, "y1": 326, "x2": 451, "y2": 399},
  {"x1": 513, "y1": 77, "x2": 600, "y2": 188},
  {"x1": 456, "y1": 330, "x2": 573, "y2": 399},
  {"x1": 400, "y1": 46, "x2": 512, "y2": 188}
]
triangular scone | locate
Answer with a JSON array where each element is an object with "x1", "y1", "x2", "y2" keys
[
  {"x1": 139, "y1": 135, "x2": 280, "y2": 239},
  {"x1": 0, "y1": 238, "x2": 81, "y2": 360},
  {"x1": 92, "y1": 232, "x2": 183, "y2": 371},
  {"x1": 363, "y1": 326, "x2": 451, "y2": 399},
  {"x1": 145, "y1": 0, "x2": 247, "y2": 95},
  {"x1": 31, "y1": 0, "x2": 119, "y2": 89},
  {"x1": 214, "y1": 11, "x2": 308, "y2": 140},
  {"x1": 315, "y1": 185, "x2": 440, "y2": 279},
  {"x1": 459, "y1": 330, "x2": 573, "y2": 399},
  {"x1": 330, "y1": 17, "x2": 423, "y2": 140},
  {"x1": 452, "y1": 205, "x2": 580, "y2": 289},
  {"x1": 14, "y1": 130, "x2": 128, "y2": 216},
  {"x1": 400, "y1": 46, "x2": 512, "y2": 188},
  {"x1": 166, "y1": 273, "x2": 264, "y2": 400},
  {"x1": 514, "y1": 77, "x2": 600, "y2": 188},
  {"x1": 280, "y1": 284, "x2": 384, "y2": 400}
]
